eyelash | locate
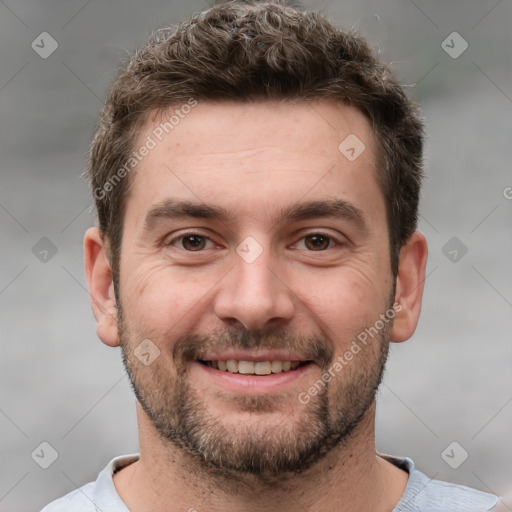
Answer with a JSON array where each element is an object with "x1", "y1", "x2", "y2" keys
[{"x1": 165, "y1": 232, "x2": 343, "y2": 251}]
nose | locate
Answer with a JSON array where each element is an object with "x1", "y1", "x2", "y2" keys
[{"x1": 212, "y1": 244, "x2": 295, "y2": 331}]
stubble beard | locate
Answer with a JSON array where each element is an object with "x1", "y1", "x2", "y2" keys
[{"x1": 118, "y1": 303, "x2": 391, "y2": 481}]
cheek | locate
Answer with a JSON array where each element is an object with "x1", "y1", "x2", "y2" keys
[
  {"x1": 120, "y1": 260, "x2": 212, "y2": 339},
  {"x1": 292, "y1": 264, "x2": 389, "y2": 347}
]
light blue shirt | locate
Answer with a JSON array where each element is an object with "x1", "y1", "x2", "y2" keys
[{"x1": 41, "y1": 453, "x2": 499, "y2": 511}]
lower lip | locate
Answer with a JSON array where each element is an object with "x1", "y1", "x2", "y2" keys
[{"x1": 192, "y1": 361, "x2": 315, "y2": 394}]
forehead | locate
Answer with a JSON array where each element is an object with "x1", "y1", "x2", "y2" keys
[
  {"x1": 126, "y1": 100, "x2": 383, "y2": 226},
  {"x1": 142, "y1": 99, "x2": 375, "y2": 165}
]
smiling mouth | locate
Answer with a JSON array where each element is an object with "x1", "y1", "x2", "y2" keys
[{"x1": 198, "y1": 359, "x2": 313, "y2": 375}]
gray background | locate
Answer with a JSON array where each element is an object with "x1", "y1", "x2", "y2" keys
[{"x1": 1, "y1": 1, "x2": 511, "y2": 511}]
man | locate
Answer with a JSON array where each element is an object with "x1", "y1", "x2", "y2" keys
[{"x1": 42, "y1": 1, "x2": 500, "y2": 511}]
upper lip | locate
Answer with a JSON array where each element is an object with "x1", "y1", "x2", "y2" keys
[{"x1": 198, "y1": 350, "x2": 312, "y2": 363}]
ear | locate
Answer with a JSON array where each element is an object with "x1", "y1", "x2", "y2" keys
[
  {"x1": 390, "y1": 231, "x2": 428, "y2": 343},
  {"x1": 84, "y1": 227, "x2": 120, "y2": 347}
]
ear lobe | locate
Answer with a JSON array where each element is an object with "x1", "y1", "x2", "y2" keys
[
  {"x1": 84, "y1": 227, "x2": 120, "y2": 347},
  {"x1": 390, "y1": 231, "x2": 428, "y2": 343}
]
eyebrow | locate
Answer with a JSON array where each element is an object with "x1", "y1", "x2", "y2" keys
[{"x1": 143, "y1": 198, "x2": 368, "y2": 234}]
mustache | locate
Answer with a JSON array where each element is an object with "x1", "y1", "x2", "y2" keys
[{"x1": 172, "y1": 326, "x2": 333, "y2": 369}]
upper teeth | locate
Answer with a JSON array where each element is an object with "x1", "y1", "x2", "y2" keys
[{"x1": 205, "y1": 360, "x2": 301, "y2": 375}]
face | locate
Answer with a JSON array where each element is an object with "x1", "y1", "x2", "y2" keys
[{"x1": 116, "y1": 100, "x2": 396, "y2": 479}]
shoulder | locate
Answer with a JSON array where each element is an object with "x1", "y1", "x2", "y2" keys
[
  {"x1": 383, "y1": 455, "x2": 500, "y2": 512},
  {"x1": 415, "y1": 477, "x2": 500, "y2": 511},
  {"x1": 39, "y1": 454, "x2": 139, "y2": 512},
  {"x1": 40, "y1": 482, "x2": 96, "y2": 512}
]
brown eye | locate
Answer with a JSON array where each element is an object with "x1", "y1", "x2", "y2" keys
[
  {"x1": 304, "y1": 234, "x2": 331, "y2": 251},
  {"x1": 181, "y1": 235, "x2": 207, "y2": 251}
]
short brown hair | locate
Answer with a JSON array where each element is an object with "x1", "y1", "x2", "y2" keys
[{"x1": 87, "y1": 0, "x2": 424, "y2": 284}]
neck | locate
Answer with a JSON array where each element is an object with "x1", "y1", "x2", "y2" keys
[{"x1": 114, "y1": 402, "x2": 408, "y2": 512}]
